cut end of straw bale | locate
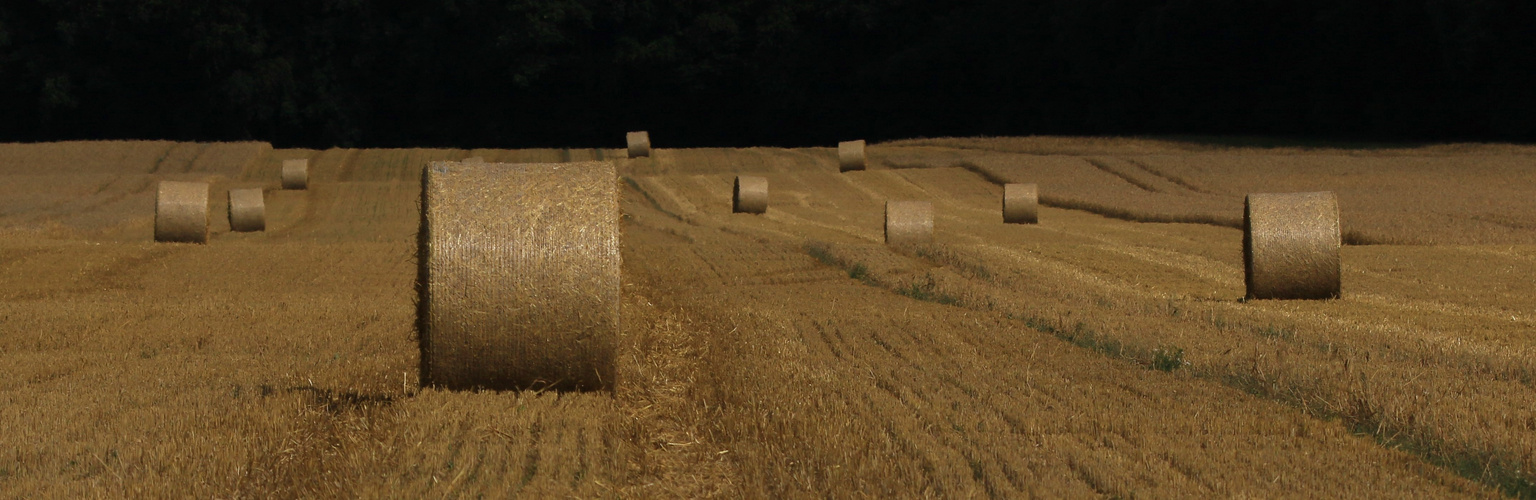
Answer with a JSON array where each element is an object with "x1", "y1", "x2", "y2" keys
[
  {"x1": 885, "y1": 200, "x2": 934, "y2": 246},
  {"x1": 838, "y1": 140, "x2": 866, "y2": 172},
  {"x1": 418, "y1": 160, "x2": 620, "y2": 392},
  {"x1": 1003, "y1": 183, "x2": 1039, "y2": 224},
  {"x1": 228, "y1": 188, "x2": 266, "y2": 232},
  {"x1": 627, "y1": 131, "x2": 651, "y2": 158},
  {"x1": 1244, "y1": 191, "x2": 1341, "y2": 300},
  {"x1": 281, "y1": 159, "x2": 309, "y2": 190},
  {"x1": 155, "y1": 181, "x2": 210, "y2": 243},
  {"x1": 733, "y1": 175, "x2": 768, "y2": 214}
]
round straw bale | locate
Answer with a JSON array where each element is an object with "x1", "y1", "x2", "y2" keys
[
  {"x1": 733, "y1": 175, "x2": 768, "y2": 214},
  {"x1": 227, "y1": 188, "x2": 266, "y2": 232},
  {"x1": 1244, "y1": 191, "x2": 1341, "y2": 300},
  {"x1": 1002, "y1": 183, "x2": 1039, "y2": 224},
  {"x1": 418, "y1": 160, "x2": 620, "y2": 392},
  {"x1": 885, "y1": 200, "x2": 933, "y2": 246},
  {"x1": 627, "y1": 131, "x2": 651, "y2": 158},
  {"x1": 838, "y1": 140, "x2": 866, "y2": 172},
  {"x1": 281, "y1": 159, "x2": 309, "y2": 190},
  {"x1": 463, "y1": 156, "x2": 485, "y2": 164},
  {"x1": 155, "y1": 181, "x2": 210, "y2": 243}
]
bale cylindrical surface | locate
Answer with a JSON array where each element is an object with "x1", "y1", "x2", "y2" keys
[
  {"x1": 838, "y1": 140, "x2": 866, "y2": 172},
  {"x1": 1002, "y1": 183, "x2": 1039, "y2": 224},
  {"x1": 281, "y1": 159, "x2": 309, "y2": 190},
  {"x1": 733, "y1": 175, "x2": 768, "y2": 214},
  {"x1": 627, "y1": 131, "x2": 651, "y2": 158},
  {"x1": 155, "y1": 181, "x2": 210, "y2": 243},
  {"x1": 1244, "y1": 191, "x2": 1341, "y2": 300},
  {"x1": 885, "y1": 200, "x2": 934, "y2": 246},
  {"x1": 227, "y1": 188, "x2": 266, "y2": 232},
  {"x1": 418, "y1": 161, "x2": 620, "y2": 392},
  {"x1": 463, "y1": 156, "x2": 485, "y2": 164}
]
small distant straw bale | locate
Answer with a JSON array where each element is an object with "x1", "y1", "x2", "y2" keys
[
  {"x1": 627, "y1": 131, "x2": 651, "y2": 158},
  {"x1": 418, "y1": 160, "x2": 620, "y2": 392},
  {"x1": 839, "y1": 140, "x2": 866, "y2": 172},
  {"x1": 155, "y1": 181, "x2": 210, "y2": 243},
  {"x1": 227, "y1": 188, "x2": 265, "y2": 232},
  {"x1": 1003, "y1": 183, "x2": 1039, "y2": 224},
  {"x1": 885, "y1": 200, "x2": 933, "y2": 246},
  {"x1": 1244, "y1": 191, "x2": 1341, "y2": 300},
  {"x1": 281, "y1": 159, "x2": 309, "y2": 190},
  {"x1": 733, "y1": 175, "x2": 768, "y2": 214}
]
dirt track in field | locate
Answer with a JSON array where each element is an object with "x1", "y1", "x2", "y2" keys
[{"x1": 1, "y1": 139, "x2": 1532, "y2": 497}]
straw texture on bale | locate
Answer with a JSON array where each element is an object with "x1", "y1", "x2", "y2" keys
[
  {"x1": 627, "y1": 131, "x2": 651, "y2": 158},
  {"x1": 281, "y1": 159, "x2": 309, "y2": 189},
  {"x1": 463, "y1": 156, "x2": 485, "y2": 164},
  {"x1": 838, "y1": 140, "x2": 866, "y2": 172},
  {"x1": 1002, "y1": 183, "x2": 1039, "y2": 224},
  {"x1": 227, "y1": 188, "x2": 266, "y2": 232},
  {"x1": 155, "y1": 181, "x2": 210, "y2": 243},
  {"x1": 418, "y1": 160, "x2": 620, "y2": 392},
  {"x1": 885, "y1": 200, "x2": 934, "y2": 246},
  {"x1": 733, "y1": 175, "x2": 768, "y2": 214},
  {"x1": 1244, "y1": 191, "x2": 1341, "y2": 300}
]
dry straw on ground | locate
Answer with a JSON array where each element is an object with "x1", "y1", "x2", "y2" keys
[
  {"x1": 838, "y1": 140, "x2": 866, "y2": 172},
  {"x1": 885, "y1": 200, "x2": 933, "y2": 246},
  {"x1": 627, "y1": 131, "x2": 651, "y2": 158},
  {"x1": 227, "y1": 188, "x2": 266, "y2": 232},
  {"x1": 1244, "y1": 191, "x2": 1341, "y2": 300},
  {"x1": 282, "y1": 159, "x2": 309, "y2": 189},
  {"x1": 1003, "y1": 183, "x2": 1039, "y2": 224},
  {"x1": 733, "y1": 175, "x2": 768, "y2": 214},
  {"x1": 418, "y1": 160, "x2": 620, "y2": 392},
  {"x1": 155, "y1": 181, "x2": 210, "y2": 243}
]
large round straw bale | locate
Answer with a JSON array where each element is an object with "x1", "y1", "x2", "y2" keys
[
  {"x1": 627, "y1": 131, "x2": 651, "y2": 158},
  {"x1": 885, "y1": 200, "x2": 933, "y2": 246},
  {"x1": 281, "y1": 159, "x2": 309, "y2": 190},
  {"x1": 227, "y1": 188, "x2": 266, "y2": 232},
  {"x1": 1003, "y1": 183, "x2": 1039, "y2": 224},
  {"x1": 1244, "y1": 191, "x2": 1341, "y2": 300},
  {"x1": 733, "y1": 175, "x2": 768, "y2": 214},
  {"x1": 838, "y1": 140, "x2": 866, "y2": 172},
  {"x1": 418, "y1": 160, "x2": 620, "y2": 392},
  {"x1": 463, "y1": 156, "x2": 485, "y2": 164},
  {"x1": 155, "y1": 181, "x2": 210, "y2": 243}
]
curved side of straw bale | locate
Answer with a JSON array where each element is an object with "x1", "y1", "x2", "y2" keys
[
  {"x1": 418, "y1": 160, "x2": 620, "y2": 392},
  {"x1": 733, "y1": 175, "x2": 768, "y2": 214},
  {"x1": 885, "y1": 200, "x2": 934, "y2": 246},
  {"x1": 1002, "y1": 183, "x2": 1039, "y2": 224},
  {"x1": 1244, "y1": 191, "x2": 1341, "y2": 300},
  {"x1": 281, "y1": 159, "x2": 309, "y2": 190},
  {"x1": 463, "y1": 156, "x2": 485, "y2": 164},
  {"x1": 627, "y1": 131, "x2": 651, "y2": 158},
  {"x1": 838, "y1": 140, "x2": 866, "y2": 172},
  {"x1": 227, "y1": 188, "x2": 266, "y2": 232},
  {"x1": 155, "y1": 181, "x2": 210, "y2": 243}
]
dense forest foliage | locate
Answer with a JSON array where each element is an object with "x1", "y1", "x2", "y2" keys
[{"x1": 0, "y1": 0, "x2": 1531, "y2": 148}]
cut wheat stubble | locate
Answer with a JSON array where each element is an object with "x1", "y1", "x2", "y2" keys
[
  {"x1": 417, "y1": 160, "x2": 621, "y2": 392},
  {"x1": 733, "y1": 175, "x2": 768, "y2": 214},
  {"x1": 627, "y1": 131, "x2": 651, "y2": 158},
  {"x1": 155, "y1": 181, "x2": 210, "y2": 243},
  {"x1": 227, "y1": 188, "x2": 266, "y2": 232},
  {"x1": 1244, "y1": 191, "x2": 1341, "y2": 300},
  {"x1": 838, "y1": 140, "x2": 866, "y2": 172},
  {"x1": 281, "y1": 159, "x2": 309, "y2": 190},
  {"x1": 885, "y1": 200, "x2": 934, "y2": 246},
  {"x1": 1003, "y1": 183, "x2": 1039, "y2": 224}
]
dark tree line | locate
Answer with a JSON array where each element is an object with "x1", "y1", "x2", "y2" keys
[{"x1": 0, "y1": 0, "x2": 1532, "y2": 148}]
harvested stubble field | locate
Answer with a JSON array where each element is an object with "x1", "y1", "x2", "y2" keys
[{"x1": 1, "y1": 138, "x2": 1532, "y2": 498}]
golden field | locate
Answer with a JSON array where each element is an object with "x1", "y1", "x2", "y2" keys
[{"x1": 0, "y1": 138, "x2": 1532, "y2": 497}]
